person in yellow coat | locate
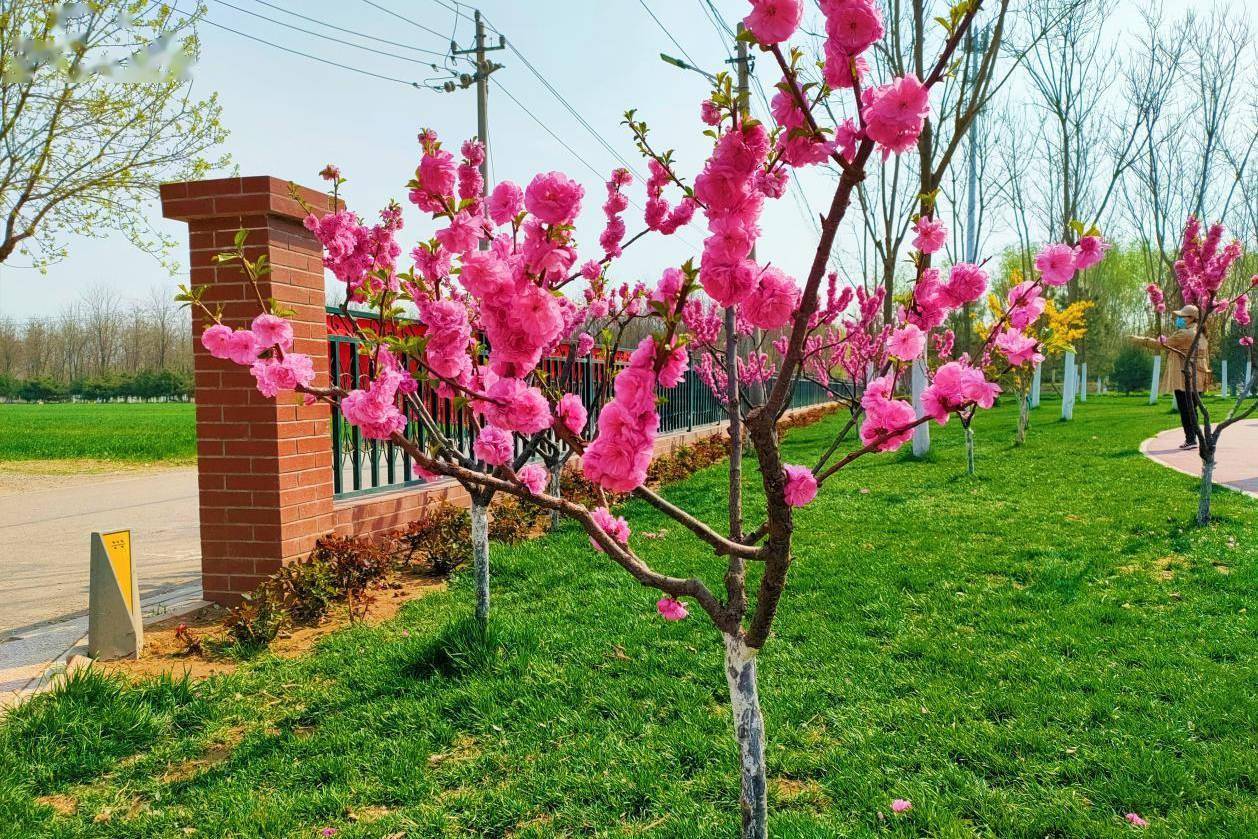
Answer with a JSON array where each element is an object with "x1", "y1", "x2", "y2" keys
[{"x1": 1131, "y1": 304, "x2": 1211, "y2": 449}]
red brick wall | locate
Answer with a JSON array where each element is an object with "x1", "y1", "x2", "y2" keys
[{"x1": 163, "y1": 177, "x2": 337, "y2": 605}]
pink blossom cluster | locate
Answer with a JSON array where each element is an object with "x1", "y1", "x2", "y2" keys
[
  {"x1": 201, "y1": 315, "x2": 315, "y2": 399},
  {"x1": 590, "y1": 506, "x2": 630, "y2": 553},
  {"x1": 771, "y1": 81, "x2": 836, "y2": 167},
  {"x1": 457, "y1": 140, "x2": 485, "y2": 212},
  {"x1": 819, "y1": 0, "x2": 881, "y2": 89},
  {"x1": 859, "y1": 375, "x2": 917, "y2": 452},
  {"x1": 599, "y1": 168, "x2": 632, "y2": 258},
  {"x1": 1174, "y1": 216, "x2": 1243, "y2": 306},
  {"x1": 921, "y1": 361, "x2": 1000, "y2": 425},
  {"x1": 340, "y1": 349, "x2": 413, "y2": 440},
  {"x1": 643, "y1": 159, "x2": 696, "y2": 235},
  {"x1": 583, "y1": 335, "x2": 689, "y2": 492},
  {"x1": 304, "y1": 207, "x2": 402, "y2": 299},
  {"x1": 695, "y1": 123, "x2": 770, "y2": 307},
  {"x1": 743, "y1": 0, "x2": 803, "y2": 44},
  {"x1": 861, "y1": 74, "x2": 929, "y2": 159},
  {"x1": 783, "y1": 464, "x2": 818, "y2": 506},
  {"x1": 912, "y1": 215, "x2": 947, "y2": 254}
]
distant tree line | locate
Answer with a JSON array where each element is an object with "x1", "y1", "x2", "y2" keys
[{"x1": 0, "y1": 286, "x2": 193, "y2": 402}]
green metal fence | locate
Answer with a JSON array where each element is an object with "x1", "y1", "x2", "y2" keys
[{"x1": 327, "y1": 327, "x2": 836, "y2": 499}]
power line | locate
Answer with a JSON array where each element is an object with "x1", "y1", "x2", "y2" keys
[
  {"x1": 360, "y1": 0, "x2": 452, "y2": 41},
  {"x1": 499, "y1": 40, "x2": 645, "y2": 181},
  {"x1": 637, "y1": 0, "x2": 701, "y2": 69},
  {"x1": 490, "y1": 77, "x2": 615, "y2": 185},
  {"x1": 241, "y1": 0, "x2": 450, "y2": 58},
  {"x1": 214, "y1": 0, "x2": 446, "y2": 65},
  {"x1": 196, "y1": 15, "x2": 421, "y2": 87}
]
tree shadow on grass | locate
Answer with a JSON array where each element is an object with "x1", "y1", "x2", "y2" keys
[{"x1": 405, "y1": 616, "x2": 531, "y2": 682}]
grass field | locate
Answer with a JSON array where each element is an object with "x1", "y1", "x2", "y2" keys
[
  {"x1": 0, "y1": 403, "x2": 195, "y2": 463},
  {"x1": 1, "y1": 396, "x2": 1255, "y2": 837}
]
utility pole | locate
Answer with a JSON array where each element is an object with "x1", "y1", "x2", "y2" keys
[
  {"x1": 960, "y1": 25, "x2": 988, "y2": 354},
  {"x1": 450, "y1": 10, "x2": 506, "y2": 248}
]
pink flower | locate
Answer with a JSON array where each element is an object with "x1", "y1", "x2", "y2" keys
[
  {"x1": 419, "y1": 298, "x2": 473, "y2": 382},
  {"x1": 859, "y1": 376, "x2": 917, "y2": 451},
  {"x1": 340, "y1": 354, "x2": 409, "y2": 441},
  {"x1": 1074, "y1": 234, "x2": 1109, "y2": 270},
  {"x1": 743, "y1": 0, "x2": 803, "y2": 44},
  {"x1": 1035, "y1": 243, "x2": 1077, "y2": 286},
  {"x1": 517, "y1": 463, "x2": 547, "y2": 495},
  {"x1": 473, "y1": 424, "x2": 513, "y2": 466},
  {"x1": 251, "y1": 314, "x2": 294, "y2": 350},
  {"x1": 201, "y1": 324, "x2": 233, "y2": 359},
  {"x1": 700, "y1": 258, "x2": 759, "y2": 308},
  {"x1": 481, "y1": 377, "x2": 552, "y2": 435},
  {"x1": 226, "y1": 329, "x2": 260, "y2": 365},
  {"x1": 250, "y1": 353, "x2": 315, "y2": 397},
  {"x1": 1233, "y1": 294, "x2": 1251, "y2": 327},
  {"x1": 861, "y1": 74, "x2": 929, "y2": 158},
  {"x1": 435, "y1": 209, "x2": 482, "y2": 254},
  {"x1": 822, "y1": 44, "x2": 869, "y2": 90},
  {"x1": 1007, "y1": 281, "x2": 1047, "y2": 330},
  {"x1": 590, "y1": 506, "x2": 630, "y2": 552},
  {"x1": 525, "y1": 171, "x2": 584, "y2": 225},
  {"x1": 939, "y1": 263, "x2": 988, "y2": 308},
  {"x1": 888, "y1": 324, "x2": 925, "y2": 360},
  {"x1": 700, "y1": 99, "x2": 722, "y2": 125},
  {"x1": 995, "y1": 331, "x2": 1043, "y2": 367},
  {"x1": 823, "y1": 0, "x2": 884, "y2": 56},
  {"x1": 743, "y1": 267, "x2": 801, "y2": 330},
  {"x1": 1124, "y1": 812, "x2": 1148, "y2": 828},
  {"x1": 891, "y1": 799, "x2": 912, "y2": 813},
  {"x1": 458, "y1": 251, "x2": 512, "y2": 298},
  {"x1": 921, "y1": 361, "x2": 1000, "y2": 424},
  {"x1": 1241, "y1": 336, "x2": 1254, "y2": 347},
  {"x1": 555, "y1": 392, "x2": 588, "y2": 435},
  {"x1": 783, "y1": 464, "x2": 818, "y2": 507},
  {"x1": 912, "y1": 216, "x2": 947, "y2": 254},
  {"x1": 487, "y1": 180, "x2": 524, "y2": 226},
  {"x1": 583, "y1": 401, "x2": 657, "y2": 492},
  {"x1": 657, "y1": 597, "x2": 689, "y2": 621}
]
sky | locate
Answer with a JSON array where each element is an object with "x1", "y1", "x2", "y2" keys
[{"x1": 0, "y1": 0, "x2": 1248, "y2": 320}]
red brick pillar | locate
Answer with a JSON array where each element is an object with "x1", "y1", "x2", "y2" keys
[{"x1": 161, "y1": 176, "x2": 336, "y2": 605}]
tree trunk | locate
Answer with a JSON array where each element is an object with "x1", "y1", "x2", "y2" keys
[
  {"x1": 723, "y1": 633, "x2": 768, "y2": 839},
  {"x1": 1016, "y1": 393, "x2": 1030, "y2": 446},
  {"x1": 470, "y1": 497, "x2": 490, "y2": 629},
  {"x1": 549, "y1": 465, "x2": 562, "y2": 530},
  {"x1": 1197, "y1": 453, "x2": 1215, "y2": 526},
  {"x1": 964, "y1": 425, "x2": 976, "y2": 475}
]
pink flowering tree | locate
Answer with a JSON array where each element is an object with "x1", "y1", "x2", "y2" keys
[
  {"x1": 178, "y1": 2, "x2": 1093, "y2": 834},
  {"x1": 1141, "y1": 218, "x2": 1257, "y2": 524}
]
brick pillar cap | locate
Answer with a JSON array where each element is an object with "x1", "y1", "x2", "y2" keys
[{"x1": 160, "y1": 176, "x2": 339, "y2": 223}]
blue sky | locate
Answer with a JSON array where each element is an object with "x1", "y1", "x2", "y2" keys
[{"x1": 2, "y1": 0, "x2": 1229, "y2": 319}]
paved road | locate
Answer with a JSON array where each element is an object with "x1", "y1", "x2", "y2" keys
[
  {"x1": 0, "y1": 468, "x2": 202, "y2": 639},
  {"x1": 1142, "y1": 419, "x2": 1258, "y2": 498}
]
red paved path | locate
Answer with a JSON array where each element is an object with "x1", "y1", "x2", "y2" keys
[{"x1": 1141, "y1": 419, "x2": 1258, "y2": 499}]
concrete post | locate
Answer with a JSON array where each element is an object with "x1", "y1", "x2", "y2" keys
[
  {"x1": 911, "y1": 359, "x2": 929, "y2": 457},
  {"x1": 1062, "y1": 351, "x2": 1075, "y2": 420}
]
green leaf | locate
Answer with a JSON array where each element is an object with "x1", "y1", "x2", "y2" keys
[{"x1": 233, "y1": 228, "x2": 249, "y2": 249}]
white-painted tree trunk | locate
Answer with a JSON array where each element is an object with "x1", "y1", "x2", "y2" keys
[
  {"x1": 1197, "y1": 456, "x2": 1215, "y2": 526},
  {"x1": 911, "y1": 359, "x2": 930, "y2": 457},
  {"x1": 1016, "y1": 394, "x2": 1029, "y2": 445},
  {"x1": 549, "y1": 466, "x2": 562, "y2": 529},
  {"x1": 964, "y1": 425, "x2": 976, "y2": 475},
  {"x1": 723, "y1": 634, "x2": 767, "y2": 839},
  {"x1": 1030, "y1": 362, "x2": 1042, "y2": 408},
  {"x1": 470, "y1": 499, "x2": 490, "y2": 628}
]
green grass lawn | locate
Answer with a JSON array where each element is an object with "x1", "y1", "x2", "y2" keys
[
  {"x1": 1, "y1": 396, "x2": 1254, "y2": 837},
  {"x1": 0, "y1": 403, "x2": 195, "y2": 463}
]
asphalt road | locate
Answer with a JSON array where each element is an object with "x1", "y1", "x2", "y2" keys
[{"x1": 0, "y1": 468, "x2": 201, "y2": 638}]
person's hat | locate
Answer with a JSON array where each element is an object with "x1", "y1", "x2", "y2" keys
[{"x1": 1172, "y1": 304, "x2": 1199, "y2": 320}]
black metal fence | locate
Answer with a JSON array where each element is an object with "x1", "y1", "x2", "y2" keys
[{"x1": 328, "y1": 331, "x2": 835, "y2": 499}]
